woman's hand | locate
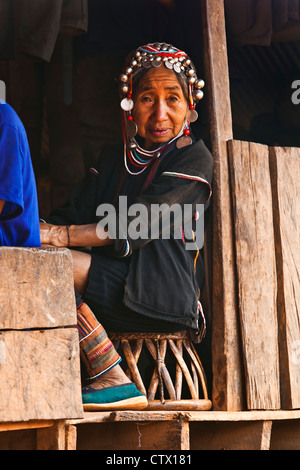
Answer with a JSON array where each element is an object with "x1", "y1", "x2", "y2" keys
[{"x1": 40, "y1": 222, "x2": 68, "y2": 247}]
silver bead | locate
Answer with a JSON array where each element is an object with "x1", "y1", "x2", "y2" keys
[
  {"x1": 195, "y1": 79, "x2": 205, "y2": 89},
  {"x1": 188, "y1": 76, "x2": 196, "y2": 84},
  {"x1": 125, "y1": 67, "x2": 133, "y2": 75},
  {"x1": 128, "y1": 139, "x2": 137, "y2": 150},
  {"x1": 194, "y1": 89, "x2": 204, "y2": 101},
  {"x1": 121, "y1": 84, "x2": 129, "y2": 94},
  {"x1": 188, "y1": 68, "x2": 195, "y2": 76},
  {"x1": 131, "y1": 59, "x2": 137, "y2": 67},
  {"x1": 120, "y1": 73, "x2": 128, "y2": 83}
]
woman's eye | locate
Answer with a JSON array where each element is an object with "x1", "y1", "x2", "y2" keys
[
  {"x1": 169, "y1": 96, "x2": 179, "y2": 102},
  {"x1": 141, "y1": 96, "x2": 152, "y2": 103}
]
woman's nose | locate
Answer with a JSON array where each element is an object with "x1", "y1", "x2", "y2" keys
[{"x1": 152, "y1": 100, "x2": 168, "y2": 120}]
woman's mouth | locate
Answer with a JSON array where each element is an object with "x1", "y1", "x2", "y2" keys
[{"x1": 150, "y1": 128, "x2": 169, "y2": 138}]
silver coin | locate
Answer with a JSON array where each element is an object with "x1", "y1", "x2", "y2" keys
[
  {"x1": 186, "y1": 109, "x2": 198, "y2": 123},
  {"x1": 164, "y1": 60, "x2": 173, "y2": 70},
  {"x1": 176, "y1": 135, "x2": 192, "y2": 149},
  {"x1": 152, "y1": 58, "x2": 162, "y2": 67},
  {"x1": 173, "y1": 63, "x2": 181, "y2": 74},
  {"x1": 125, "y1": 120, "x2": 138, "y2": 138},
  {"x1": 142, "y1": 60, "x2": 151, "y2": 69},
  {"x1": 120, "y1": 98, "x2": 134, "y2": 111}
]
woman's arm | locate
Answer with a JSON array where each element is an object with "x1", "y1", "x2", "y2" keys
[{"x1": 40, "y1": 222, "x2": 113, "y2": 248}]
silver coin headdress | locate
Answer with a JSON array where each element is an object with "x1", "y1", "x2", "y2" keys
[{"x1": 119, "y1": 43, "x2": 205, "y2": 171}]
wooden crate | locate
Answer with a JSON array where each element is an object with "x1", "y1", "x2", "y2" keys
[{"x1": 0, "y1": 247, "x2": 83, "y2": 423}]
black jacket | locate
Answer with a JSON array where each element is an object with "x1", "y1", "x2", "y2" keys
[{"x1": 46, "y1": 138, "x2": 213, "y2": 331}]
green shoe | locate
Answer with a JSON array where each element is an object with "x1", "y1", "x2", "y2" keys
[{"x1": 82, "y1": 383, "x2": 148, "y2": 411}]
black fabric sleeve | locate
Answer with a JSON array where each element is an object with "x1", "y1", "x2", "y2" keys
[{"x1": 111, "y1": 169, "x2": 212, "y2": 257}]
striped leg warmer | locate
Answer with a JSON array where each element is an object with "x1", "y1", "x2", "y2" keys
[{"x1": 76, "y1": 302, "x2": 121, "y2": 380}]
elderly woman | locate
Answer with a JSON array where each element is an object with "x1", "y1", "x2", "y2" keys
[{"x1": 40, "y1": 43, "x2": 213, "y2": 411}]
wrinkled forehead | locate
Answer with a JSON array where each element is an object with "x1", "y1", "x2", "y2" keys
[{"x1": 134, "y1": 67, "x2": 187, "y2": 97}]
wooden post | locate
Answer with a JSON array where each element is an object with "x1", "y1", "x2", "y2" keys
[
  {"x1": 201, "y1": 0, "x2": 244, "y2": 410},
  {"x1": 36, "y1": 422, "x2": 66, "y2": 450}
]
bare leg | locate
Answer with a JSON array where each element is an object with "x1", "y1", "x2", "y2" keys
[
  {"x1": 70, "y1": 249, "x2": 92, "y2": 295},
  {"x1": 70, "y1": 249, "x2": 130, "y2": 390}
]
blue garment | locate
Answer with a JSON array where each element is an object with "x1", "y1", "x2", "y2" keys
[{"x1": 0, "y1": 101, "x2": 41, "y2": 247}]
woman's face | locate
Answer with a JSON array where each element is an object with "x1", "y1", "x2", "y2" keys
[{"x1": 132, "y1": 67, "x2": 189, "y2": 150}]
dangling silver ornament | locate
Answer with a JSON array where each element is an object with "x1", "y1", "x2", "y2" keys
[
  {"x1": 176, "y1": 135, "x2": 192, "y2": 149},
  {"x1": 125, "y1": 119, "x2": 138, "y2": 138},
  {"x1": 121, "y1": 97, "x2": 134, "y2": 111},
  {"x1": 186, "y1": 108, "x2": 198, "y2": 123}
]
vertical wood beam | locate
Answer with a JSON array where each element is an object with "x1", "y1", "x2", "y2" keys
[
  {"x1": 36, "y1": 421, "x2": 66, "y2": 450},
  {"x1": 269, "y1": 147, "x2": 300, "y2": 409},
  {"x1": 228, "y1": 140, "x2": 280, "y2": 410},
  {"x1": 201, "y1": 0, "x2": 244, "y2": 410}
]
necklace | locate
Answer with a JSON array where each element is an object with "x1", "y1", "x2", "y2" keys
[{"x1": 123, "y1": 131, "x2": 183, "y2": 176}]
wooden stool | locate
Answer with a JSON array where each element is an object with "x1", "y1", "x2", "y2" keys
[{"x1": 109, "y1": 331, "x2": 212, "y2": 411}]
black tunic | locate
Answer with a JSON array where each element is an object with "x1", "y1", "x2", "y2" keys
[{"x1": 45, "y1": 137, "x2": 213, "y2": 333}]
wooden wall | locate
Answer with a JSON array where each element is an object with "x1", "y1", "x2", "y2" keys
[
  {"x1": 202, "y1": 0, "x2": 300, "y2": 411},
  {"x1": 228, "y1": 141, "x2": 300, "y2": 411}
]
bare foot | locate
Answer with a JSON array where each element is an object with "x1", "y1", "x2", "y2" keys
[{"x1": 87, "y1": 364, "x2": 131, "y2": 391}]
